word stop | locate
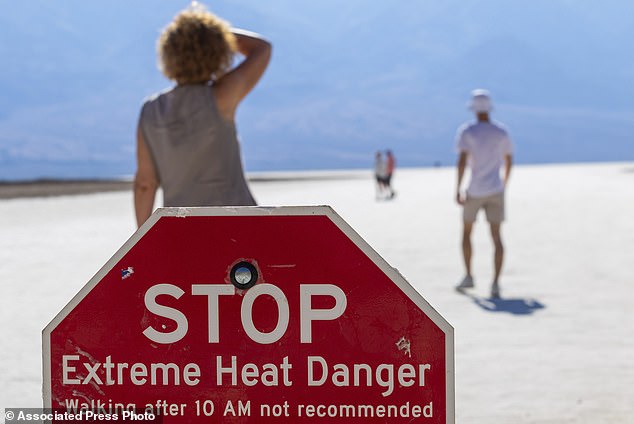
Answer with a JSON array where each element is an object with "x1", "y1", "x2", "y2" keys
[{"x1": 142, "y1": 283, "x2": 347, "y2": 345}]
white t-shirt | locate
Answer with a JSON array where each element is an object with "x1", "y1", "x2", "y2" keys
[
  {"x1": 456, "y1": 120, "x2": 513, "y2": 197},
  {"x1": 374, "y1": 156, "x2": 387, "y2": 178}
]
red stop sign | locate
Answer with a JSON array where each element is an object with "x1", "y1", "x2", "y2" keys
[{"x1": 43, "y1": 207, "x2": 454, "y2": 423}]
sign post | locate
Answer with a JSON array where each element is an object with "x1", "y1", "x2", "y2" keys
[{"x1": 44, "y1": 206, "x2": 454, "y2": 423}]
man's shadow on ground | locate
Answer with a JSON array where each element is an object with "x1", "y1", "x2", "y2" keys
[{"x1": 456, "y1": 290, "x2": 546, "y2": 315}]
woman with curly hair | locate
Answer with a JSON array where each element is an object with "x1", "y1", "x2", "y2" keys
[{"x1": 134, "y1": 4, "x2": 271, "y2": 227}]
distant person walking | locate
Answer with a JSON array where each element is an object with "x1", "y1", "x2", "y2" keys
[
  {"x1": 374, "y1": 151, "x2": 388, "y2": 199},
  {"x1": 455, "y1": 89, "x2": 513, "y2": 298},
  {"x1": 385, "y1": 150, "x2": 396, "y2": 199},
  {"x1": 134, "y1": 4, "x2": 271, "y2": 227}
]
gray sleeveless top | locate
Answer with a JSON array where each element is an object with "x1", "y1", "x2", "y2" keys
[{"x1": 139, "y1": 84, "x2": 256, "y2": 207}]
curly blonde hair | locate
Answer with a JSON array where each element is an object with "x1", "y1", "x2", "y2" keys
[{"x1": 157, "y1": 5, "x2": 236, "y2": 84}]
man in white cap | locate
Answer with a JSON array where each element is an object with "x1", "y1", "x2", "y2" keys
[{"x1": 455, "y1": 89, "x2": 513, "y2": 298}]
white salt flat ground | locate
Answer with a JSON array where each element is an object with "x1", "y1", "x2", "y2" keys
[{"x1": 1, "y1": 162, "x2": 633, "y2": 423}]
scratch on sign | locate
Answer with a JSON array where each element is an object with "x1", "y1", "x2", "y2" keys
[
  {"x1": 121, "y1": 267, "x2": 134, "y2": 280},
  {"x1": 176, "y1": 207, "x2": 191, "y2": 218},
  {"x1": 396, "y1": 336, "x2": 411, "y2": 358}
]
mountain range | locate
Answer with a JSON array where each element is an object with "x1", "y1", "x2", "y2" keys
[{"x1": 1, "y1": 0, "x2": 633, "y2": 180}]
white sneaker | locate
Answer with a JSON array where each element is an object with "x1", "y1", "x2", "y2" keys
[
  {"x1": 490, "y1": 282, "x2": 501, "y2": 299},
  {"x1": 456, "y1": 276, "x2": 474, "y2": 290}
]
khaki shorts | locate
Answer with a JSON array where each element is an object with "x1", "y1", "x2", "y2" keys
[{"x1": 463, "y1": 191, "x2": 505, "y2": 223}]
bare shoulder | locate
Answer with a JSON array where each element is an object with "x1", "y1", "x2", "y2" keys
[{"x1": 212, "y1": 30, "x2": 272, "y2": 120}]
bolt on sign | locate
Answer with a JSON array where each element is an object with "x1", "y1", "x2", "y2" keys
[{"x1": 43, "y1": 206, "x2": 455, "y2": 423}]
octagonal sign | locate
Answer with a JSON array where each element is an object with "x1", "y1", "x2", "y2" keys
[{"x1": 43, "y1": 206, "x2": 454, "y2": 423}]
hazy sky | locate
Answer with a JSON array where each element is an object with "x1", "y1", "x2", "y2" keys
[{"x1": 1, "y1": 0, "x2": 633, "y2": 179}]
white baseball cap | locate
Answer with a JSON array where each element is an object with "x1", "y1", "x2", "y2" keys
[{"x1": 467, "y1": 89, "x2": 493, "y2": 113}]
